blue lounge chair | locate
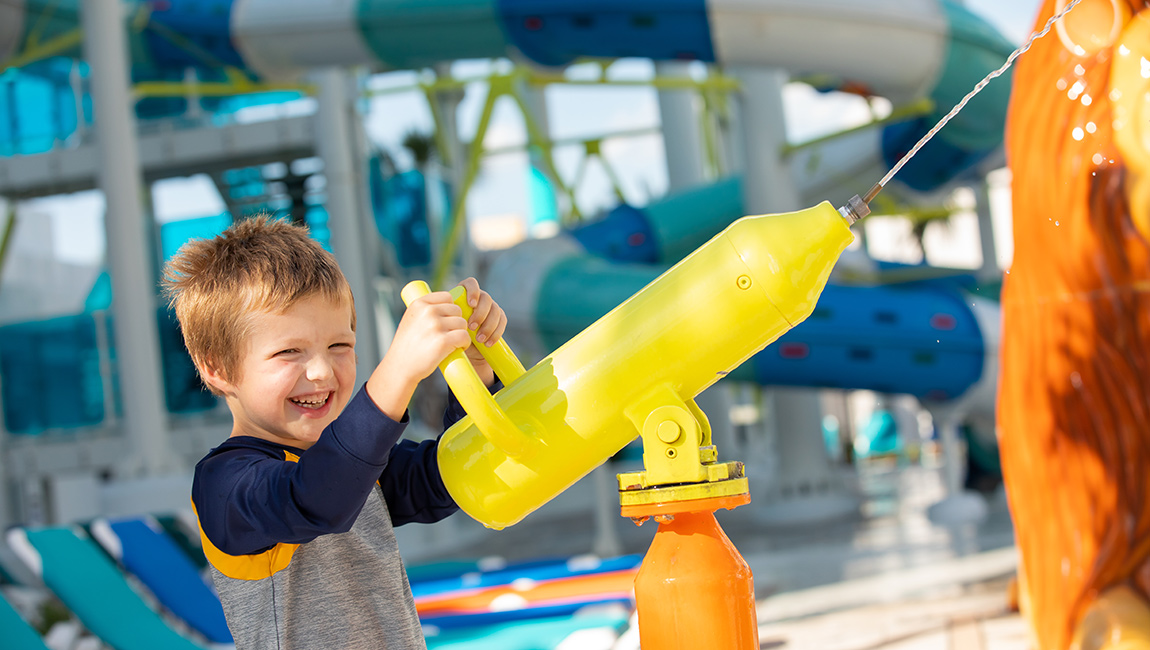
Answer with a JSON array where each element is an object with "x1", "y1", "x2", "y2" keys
[
  {"x1": 6, "y1": 526, "x2": 210, "y2": 650},
  {"x1": 91, "y1": 515, "x2": 232, "y2": 645}
]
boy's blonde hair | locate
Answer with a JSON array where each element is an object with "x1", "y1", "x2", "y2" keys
[{"x1": 162, "y1": 215, "x2": 355, "y2": 393}]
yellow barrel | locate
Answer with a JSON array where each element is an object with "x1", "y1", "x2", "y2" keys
[{"x1": 431, "y1": 201, "x2": 854, "y2": 529}]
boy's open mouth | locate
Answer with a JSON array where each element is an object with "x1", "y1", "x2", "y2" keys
[{"x1": 290, "y1": 392, "x2": 331, "y2": 410}]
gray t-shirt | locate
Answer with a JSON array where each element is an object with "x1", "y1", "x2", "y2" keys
[{"x1": 208, "y1": 485, "x2": 425, "y2": 649}]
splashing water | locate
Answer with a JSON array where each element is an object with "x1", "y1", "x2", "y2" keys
[{"x1": 858, "y1": 0, "x2": 1086, "y2": 206}]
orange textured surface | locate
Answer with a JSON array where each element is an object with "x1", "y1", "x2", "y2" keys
[{"x1": 1000, "y1": 1, "x2": 1150, "y2": 649}]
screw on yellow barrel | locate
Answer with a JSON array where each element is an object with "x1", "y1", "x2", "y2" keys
[{"x1": 405, "y1": 201, "x2": 854, "y2": 530}]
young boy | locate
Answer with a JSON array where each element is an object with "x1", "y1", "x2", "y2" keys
[{"x1": 162, "y1": 216, "x2": 506, "y2": 649}]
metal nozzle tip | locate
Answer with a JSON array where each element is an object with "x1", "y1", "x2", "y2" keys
[{"x1": 838, "y1": 195, "x2": 871, "y2": 225}]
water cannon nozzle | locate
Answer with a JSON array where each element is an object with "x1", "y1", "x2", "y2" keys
[{"x1": 838, "y1": 195, "x2": 870, "y2": 225}]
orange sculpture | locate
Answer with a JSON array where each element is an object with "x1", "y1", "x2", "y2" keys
[{"x1": 1000, "y1": 1, "x2": 1150, "y2": 648}]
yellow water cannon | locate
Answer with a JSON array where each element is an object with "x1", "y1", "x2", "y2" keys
[{"x1": 402, "y1": 200, "x2": 860, "y2": 530}]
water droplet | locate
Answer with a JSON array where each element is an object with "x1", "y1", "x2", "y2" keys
[
  {"x1": 1086, "y1": 122, "x2": 1097, "y2": 134},
  {"x1": 1072, "y1": 127, "x2": 1085, "y2": 141},
  {"x1": 1055, "y1": 221, "x2": 1060, "y2": 226},
  {"x1": 1093, "y1": 153, "x2": 1105, "y2": 165}
]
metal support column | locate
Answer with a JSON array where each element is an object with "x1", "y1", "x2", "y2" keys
[
  {"x1": 656, "y1": 61, "x2": 707, "y2": 192},
  {"x1": 81, "y1": 0, "x2": 171, "y2": 476},
  {"x1": 314, "y1": 68, "x2": 381, "y2": 385},
  {"x1": 925, "y1": 404, "x2": 989, "y2": 525},
  {"x1": 517, "y1": 74, "x2": 561, "y2": 238},
  {"x1": 431, "y1": 64, "x2": 473, "y2": 280},
  {"x1": 732, "y1": 66, "x2": 798, "y2": 213},
  {"x1": 973, "y1": 181, "x2": 999, "y2": 279},
  {"x1": 733, "y1": 66, "x2": 856, "y2": 525}
]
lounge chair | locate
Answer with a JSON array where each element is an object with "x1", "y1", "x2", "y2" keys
[
  {"x1": 6, "y1": 526, "x2": 209, "y2": 650},
  {"x1": 90, "y1": 515, "x2": 231, "y2": 645},
  {"x1": 0, "y1": 589, "x2": 51, "y2": 650}
]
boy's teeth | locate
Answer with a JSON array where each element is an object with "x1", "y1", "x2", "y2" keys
[{"x1": 292, "y1": 394, "x2": 328, "y2": 408}]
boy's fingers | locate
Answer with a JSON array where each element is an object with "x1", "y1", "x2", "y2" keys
[
  {"x1": 494, "y1": 312, "x2": 507, "y2": 342},
  {"x1": 443, "y1": 315, "x2": 469, "y2": 334},
  {"x1": 430, "y1": 305, "x2": 468, "y2": 333},
  {"x1": 408, "y1": 302, "x2": 466, "y2": 334},
  {"x1": 478, "y1": 310, "x2": 506, "y2": 345},
  {"x1": 447, "y1": 328, "x2": 471, "y2": 350},
  {"x1": 414, "y1": 300, "x2": 462, "y2": 321},
  {"x1": 418, "y1": 290, "x2": 455, "y2": 305},
  {"x1": 469, "y1": 293, "x2": 493, "y2": 331},
  {"x1": 458, "y1": 277, "x2": 481, "y2": 307}
]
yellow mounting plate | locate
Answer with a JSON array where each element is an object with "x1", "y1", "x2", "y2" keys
[{"x1": 618, "y1": 476, "x2": 749, "y2": 507}]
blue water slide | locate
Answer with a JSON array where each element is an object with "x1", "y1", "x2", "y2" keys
[
  {"x1": 1, "y1": 0, "x2": 1015, "y2": 178},
  {"x1": 528, "y1": 253, "x2": 984, "y2": 401}
]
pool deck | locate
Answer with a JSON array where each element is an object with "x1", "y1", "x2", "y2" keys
[{"x1": 435, "y1": 457, "x2": 1028, "y2": 649}]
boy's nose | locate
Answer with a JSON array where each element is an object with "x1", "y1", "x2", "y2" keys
[{"x1": 306, "y1": 355, "x2": 334, "y2": 382}]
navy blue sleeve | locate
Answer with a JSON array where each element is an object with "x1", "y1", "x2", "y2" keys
[
  {"x1": 442, "y1": 390, "x2": 468, "y2": 431},
  {"x1": 379, "y1": 438, "x2": 458, "y2": 526},
  {"x1": 193, "y1": 387, "x2": 407, "y2": 556}
]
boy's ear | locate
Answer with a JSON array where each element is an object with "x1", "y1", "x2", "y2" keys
[{"x1": 197, "y1": 358, "x2": 233, "y2": 395}]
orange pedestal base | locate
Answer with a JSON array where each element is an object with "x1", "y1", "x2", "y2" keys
[{"x1": 631, "y1": 499, "x2": 758, "y2": 650}]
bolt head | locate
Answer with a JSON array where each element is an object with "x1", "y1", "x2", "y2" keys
[{"x1": 656, "y1": 420, "x2": 682, "y2": 444}]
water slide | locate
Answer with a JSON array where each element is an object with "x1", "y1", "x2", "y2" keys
[
  {"x1": 0, "y1": 0, "x2": 1010, "y2": 419},
  {"x1": 2, "y1": 0, "x2": 1010, "y2": 195}
]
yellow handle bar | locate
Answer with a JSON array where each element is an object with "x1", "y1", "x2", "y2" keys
[{"x1": 400, "y1": 280, "x2": 530, "y2": 456}]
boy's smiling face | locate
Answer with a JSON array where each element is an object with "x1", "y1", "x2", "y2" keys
[{"x1": 211, "y1": 293, "x2": 357, "y2": 449}]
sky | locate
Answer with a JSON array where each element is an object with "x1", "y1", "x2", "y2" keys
[{"x1": 6, "y1": 0, "x2": 1046, "y2": 276}]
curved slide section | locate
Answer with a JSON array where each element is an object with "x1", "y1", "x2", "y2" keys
[
  {"x1": 235, "y1": 0, "x2": 1014, "y2": 191},
  {"x1": 488, "y1": 240, "x2": 992, "y2": 405},
  {"x1": 234, "y1": 0, "x2": 1013, "y2": 190},
  {"x1": 1, "y1": 1, "x2": 1014, "y2": 190}
]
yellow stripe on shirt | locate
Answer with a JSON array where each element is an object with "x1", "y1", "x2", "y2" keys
[{"x1": 191, "y1": 449, "x2": 301, "y2": 581}]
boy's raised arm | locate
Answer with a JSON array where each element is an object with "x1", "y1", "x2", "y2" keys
[{"x1": 194, "y1": 388, "x2": 407, "y2": 555}]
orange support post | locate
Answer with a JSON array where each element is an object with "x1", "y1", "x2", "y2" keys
[{"x1": 624, "y1": 494, "x2": 758, "y2": 650}]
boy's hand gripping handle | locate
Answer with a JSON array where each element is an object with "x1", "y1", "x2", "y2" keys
[{"x1": 400, "y1": 281, "x2": 530, "y2": 456}]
